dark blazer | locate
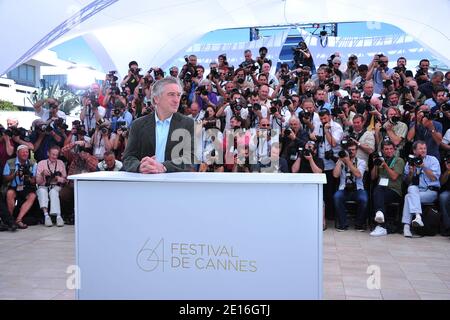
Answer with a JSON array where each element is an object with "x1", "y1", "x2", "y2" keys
[{"x1": 122, "y1": 112, "x2": 195, "y2": 173}]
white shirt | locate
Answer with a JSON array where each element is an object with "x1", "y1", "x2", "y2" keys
[
  {"x1": 443, "y1": 128, "x2": 450, "y2": 144},
  {"x1": 315, "y1": 120, "x2": 344, "y2": 171},
  {"x1": 224, "y1": 105, "x2": 249, "y2": 130},
  {"x1": 35, "y1": 109, "x2": 67, "y2": 121}
]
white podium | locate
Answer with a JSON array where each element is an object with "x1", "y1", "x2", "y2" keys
[{"x1": 69, "y1": 172, "x2": 326, "y2": 300}]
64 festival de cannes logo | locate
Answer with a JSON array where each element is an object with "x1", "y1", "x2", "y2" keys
[{"x1": 136, "y1": 238, "x2": 257, "y2": 273}]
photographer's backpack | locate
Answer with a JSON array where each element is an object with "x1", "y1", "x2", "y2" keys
[{"x1": 413, "y1": 204, "x2": 441, "y2": 236}]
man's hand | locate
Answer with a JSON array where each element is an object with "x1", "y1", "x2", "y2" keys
[
  {"x1": 304, "y1": 153, "x2": 313, "y2": 162},
  {"x1": 139, "y1": 156, "x2": 166, "y2": 174}
]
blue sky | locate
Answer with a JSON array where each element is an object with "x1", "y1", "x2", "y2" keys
[{"x1": 51, "y1": 22, "x2": 406, "y2": 72}]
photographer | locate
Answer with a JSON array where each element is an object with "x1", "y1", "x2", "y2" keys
[
  {"x1": 36, "y1": 145, "x2": 67, "y2": 227},
  {"x1": 425, "y1": 86, "x2": 449, "y2": 114},
  {"x1": 259, "y1": 62, "x2": 278, "y2": 89},
  {"x1": 256, "y1": 47, "x2": 272, "y2": 71},
  {"x1": 0, "y1": 124, "x2": 14, "y2": 171},
  {"x1": 291, "y1": 140, "x2": 324, "y2": 174},
  {"x1": 281, "y1": 116, "x2": 309, "y2": 169},
  {"x1": 330, "y1": 57, "x2": 343, "y2": 80},
  {"x1": 3, "y1": 145, "x2": 37, "y2": 229},
  {"x1": 33, "y1": 98, "x2": 66, "y2": 121},
  {"x1": 366, "y1": 54, "x2": 395, "y2": 95},
  {"x1": 311, "y1": 108, "x2": 344, "y2": 220},
  {"x1": 112, "y1": 120, "x2": 129, "y2": 161},
  {"x1": 4, "y1": 118, "x2": 34, "y2": 152},
  {"x1": 60, "y1": 145, "x2": 98, "y2": 223},
  {"x1": 91, "y1": 119, "x2": 116, "y2": 161},
  {"x1": 393, "y1": 57, "x2": 413, "y2": 87},
  {"x1": 80, "y1": 92, "x2": 106, "y2": 133},
  {"x1": 352, "y1": 64, "x2": 369, "y2": 90},
  {"x1": 350, "y1": 114, "x2": 375, "y2": 165},
  {"x1": 314, "y1": 89, "x2": 332, "y2": 111},
  {"x1": 370, "y1": 141, "x2": 405, "y2": 236},
  {"x1": 110, "y1": 100, "x2": 133, "y2": 132},
  {"x1": 343, "y1": 55, "x2": 359, "y2": 82},
  {"x1": 333, "y1": 140, "x2": 368, "y2": 231},
  {"x1": 292, "y1": 41, "x2": 314, "y2": 71},
  {"x1": 30, "y1": 118, "x2": 64, "y2": 162},
  {"x1": 120, "y1": 61, "x2": 141, "y2": 93},
  {"x1": 199, "y1": 107, "x2": 224, "y2": 173},
  {"x1": 402, "y1": 141, "x2": 441, "y2": 237},
  {"x1": 298, "y1": 98, "x2": 317, "y2": 133},
  {"x1": 327, "y1": 75, "x2": 349, "y2": 109},
  {"x1": 415, "y1": 59, "x2": 431, "y2": 86},
  {"x1": 439, "y1": 155, "x2": 450, "y2": 236},
  {"x1": 418, "y1": 71, "x2": 444, "y2": 100},
  {"x1": 216, "y1": 91, "x2": 249, "y2": 130},
  {"x1": 103, "y1": 86, "x2": 128, "y2": 120},
  {"x1": 64, "y1": 120, "x2": 89, "y2": 149},
  {"x1": 313, "y1": 67, "x2": 330, "y2": 89},
  {"x1": 269, "y1": 99, "x2": 287, "y2": 133},
  {"x1": 194, "y1": 80, "x2": 218, "y2": 111},
  {"x1": 406, "y1": 105, "x2": 443, "y2": 160},
  {"x1": 331, "y1": 100, "x2": 355, "y2": 130},
  {"x1": 374, "y1": 107, "x2": 408, "y2": 156},
  {"x1": 97, "y1": 151, "x2": 123, "y2": 171}
]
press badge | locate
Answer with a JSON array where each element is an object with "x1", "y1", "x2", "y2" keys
[
  {"x1": 16, "y1": 185, "x2": 24, "y2": 192},
  {"x1": 379, "y1": 178, "x2": 389, "y2": 186}
]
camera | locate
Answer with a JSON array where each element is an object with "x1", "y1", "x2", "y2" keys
[
  {"x1": 331, "y1": 107, "x2": 343, "y2": 117},
  {"x1": 108, "y1": 71, "x2": 118, "y2": 82},
  {"x1": 373, "y1": 152, "x2": 385, "y2": 166},
  {"x1": 324, "y1": 150, "x2": 336, "y2": 161},
  {"x1": 184, "y1": 71, "x2": 193, "y2": 82},
  {"x1": 383, "y1": 79, "x2": 393, "y2": 88},
  {"x1": 284, "y1": 129, "x2": 292, "y2": 137},
  {"x1": 315, "y1": 136, "x2": 323, "y2": 144},
  {"x1": 247, "y1": 103, "x2": 261, "y2": 112},
  {"x1": 403, "y1": 102, "x2": 416, "y2": 112},
  {"x1": 390, "y1": 116, "x2": 400, "y2": 125},
  {"x1": 407, "y1": 154, "x2": 423, "y2": 167},
  {"x1": 297, "y1": 147, "x2": 311, "y2": 158},
  {"x1": 53, "y1": 118, "x2": 68, "y2": 130},
  {"x1": 45, "y1": 171, "x2": 62, "y2": 187},
  {"x1": 270, "y1": 106, "x2": 278, "y2": 114},
  {"x1": 196, "y1": 85, "x2": 208, "y2": 96},
  {"x1": 210, "y1": 67, "x2": 220, "y2": 80},
  {"x1": 230, "y1": 99, "x2": 242, "y2": 113},
  {"x1": 421, "y1": 110, "x2": 432, "y2": 120},
  {"x1": 344, "y1": 172, "x2": 357, "y2": 192},
  {"x1": 101, "y1": 127, "x2": 109, "y2": 135}
]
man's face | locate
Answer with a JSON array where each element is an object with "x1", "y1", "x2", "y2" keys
[
  {"x1": 244, "y1": 51, "x2": 252, "y2": 61},
  {"x1": 420, "y1": 61, "x2": 429, "y2": 71},
  {"x1": 250, "y1": 95, "x2": 260, "y2": 104},
  {"x1": 262, "y1": 63, "x2": 270, "y2": 74},
  {"x1": 363, "y1": 83, "x2": 374, "y2": 96},
  {"x1": 258, "y1": 75, "x2": 267, "y2": 86},
  {"x1": 50, "y1": 105, "x2": 58, "y2": 115},
  {"x1": 383, "y1": 145, "x2": 395, "y2": 158},
  {"x1": 379, "y1": 56, "x2": 389, "y2": 68},
  {"x1": 303, "y1": 101, "x2": 315, "y2": 113},
  {"x1": 91, "y1": 84, "x2": 100, "y2": 93},
  {"x1": 17, "y1": 149, "x2": 29, "y2": 161},
  {"x1": 347, "y1": 146, "x2": 357, "y2": 158},
  {"x1": 289, "y1": 120, "x2": 300, "y2": 132},
  {"x1": 190, "y1": 103, "x2": 199, "y2": 116},
  {"x1": 432, "y1": 75, "x2": 444, "y2": 86},
  {"x1": 154, "y1": 83, "x2": 182, "y2": 115},
  {"x1": 397, "y1": 59, "x2": 406, "y2": 68},
  {"x1": 343, "y1": 80, "x2": 353, "y2": 90},
  {"x1": 352, "y1": 117, "x2": 363, "y2": 132},
  {"x1": 259, "y1": 119, "x2": 270, "y2": 129},
  {"x1": 414, "y1": 143, "x2": 427, "y2": 158},
  {"x1": 318, "y1": 70, "x2": 327, "y2": 81},
  {"x1": 319, "y1": 114, "x2": 330, "y2": 125},
  {"x1": 196, "y1": 68, "x2": 204, "y2": 79},
  {"x1": 259, "y1": 86, "x2": 269, "y2": 100},
  {"x1": 7, "y1": 119, "x2": 18, "y2": 128},
  {"x1": 388, "y1": 94, "x2": 399, "y2": 106},
  {"x1": 225, "y1": 82, "x2": 235, "y2": 93},
  {"x1": 436, "y1": 91, "x2": 448, "y2": 104},
  {"x1": 189, "y1": 56, "x2": 197, "y2": 65},
  {"x1": 130, "y1": 64, "x2": 139, "y2": 72},
  {"x1": 351, "y1": 92, "x2": 361, "y2": 102},
  {"x1": 170, "y1": 68, "x2": 179, "y2": 77},
  {"x1": 387, "y1": 108, "x2": 398, "y2": 120},
  {"x1": 305, "y1": 143, "x2": 316, "y2": 154},
  {"x1": 236, "y1": 71, "x2": 245, "y2": 79},
  {"x1": 230, "y1": 118, "x2": 241, "y2": 129},
  {"x1": 333, "y1": 60, "x2": 341, "y2": 69},
  {"x1": 105, "y1": 155, "x2": 115, "y2": 169},
  {"x1": 292, "y1": 97, "x2": 300, "y2": 107},
  {"x1": 315, "y1": 90, "x2": 326, "y2": 102},
  {"x1": 48, "y1": 149, "x2": 59, "y2": 162}
]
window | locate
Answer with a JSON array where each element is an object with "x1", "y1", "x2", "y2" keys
[{"x1": 7, "y1": 63, "x2": 36, "y2": 86}]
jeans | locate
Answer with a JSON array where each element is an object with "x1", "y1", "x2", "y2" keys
[
  {"x1": 334, "y1": 189, "x2": 368, "y2": 228},
  {"x1": 372, "y1": 185, "x2": 402, "y2": 224},
  {"x1": 401, "y1": 185, "x2": 438, "y2": 225},
  {"x1": 440, "y1": 190, "x2": 450, "y2": 229}
]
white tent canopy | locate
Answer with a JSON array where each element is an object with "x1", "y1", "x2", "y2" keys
[{"x1": 1, "y1": 0, "x2": 449, "y2": 76}]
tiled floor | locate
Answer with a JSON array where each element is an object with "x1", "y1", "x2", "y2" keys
[{"x1": 1, "y1": 224, "x2": 449, "y2": 300}]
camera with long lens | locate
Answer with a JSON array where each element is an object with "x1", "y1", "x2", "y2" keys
[
  {"x1": 390, "y1": 116, "x2": 400, "y2": 125},
  {"x1": 131, "y1": 68, "x2": 142, "y2": 76},
  {"x1": 324, "y1": 150, "x2": 336, "y2": 161},
  {"x1": 7, "y1": 127, "x2": 31, "y2": 142},
  {"x1": 331, "y1": 107, "x2": 343, "y2": 117},
  {"x1": 284, "y1": 128, "x2": 292, "y2": 138},
  {"x1": 338, "y1": 139, "x2": 350, "y2": 158},
  {"x1": 407, "y1": 154, "x2": 423, "y2": 167},
  {"x1": 315, "y1": 135, "x2": 323, "y2": 144},
  {"x1": 403, "y1": 102, "x2": 416, "y2": 112},
  {"x1": 383, "y1": 79, "x2": 393, "y2": 88},
  {"x1": 230, "y1": 98, "x2": 242, "y2": 114},
  {"x1": 108, "y1": 70, "x2": 118, "y2": 83},
  {"x1": 421, "y1": 110, "x2": 433, "y2": 120},
  {"x1": 53, "y1": 118, "x2": 68, "y2": 130},
  {"x1": 373, "y1": 151, "x2": 385, "y2": 166},
  {"x1": 210, "y1": 67, "x2": 220, "y2": 80}
]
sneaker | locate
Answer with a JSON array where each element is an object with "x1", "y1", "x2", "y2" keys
[
  {"x1": 370, "y1": 226, "x2": 387, "y2": 237},
  {"x1": 45, "y1": 215, "x2": 53, "y2": 227},
  {"x1": 412, "y1": 215, "x2": 424, "y2": 228},
  {"x1": 336, "y1": 226, "x2": 348, "y2": 232},
  {"x1": 374, "y1": 211, "x2": 385, "y2": 224},
  {"x1": 403, "y1": 224, "x2": 412, "y2": 238},
  {"x1": 56, "y1": 216, "x2": 64, "y2": 227}
]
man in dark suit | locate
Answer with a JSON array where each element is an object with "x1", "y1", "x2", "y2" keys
[{"x1": 123, "y1": 77, "x2": 195, "y2": 173}]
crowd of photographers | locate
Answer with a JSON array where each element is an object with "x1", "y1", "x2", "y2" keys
[{"x1": 1, "y1": 42, "x2": 450, "y2": 237}]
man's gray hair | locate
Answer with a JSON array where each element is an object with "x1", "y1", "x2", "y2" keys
[
  {"x1": 151, "y1": 76, "x2": 183, "y2": 105},
  {"x1": 432, "y1": 71, "x2": 444, "y2": 80},
  {"x1": 199, "y1": 79, "x2": 211, "y2": 86}
]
